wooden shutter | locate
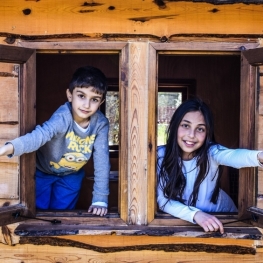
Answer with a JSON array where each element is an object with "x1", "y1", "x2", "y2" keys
[
  {"x1": 240, "y1": 47, "x2": 263, "y2": 227},
  {"x1": 0, "y1": 44, "x2": 36, "y2": 226}
]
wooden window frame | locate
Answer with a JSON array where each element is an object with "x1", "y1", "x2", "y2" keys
[
  {"x1": 240, "y1": 47, "x2": 263, "y2": 228},
  {"x1": 0, "y1": 44, "x2": 36, "y2": 225},
  {"x1": 0, "y1": 41, "x2": 262, "y2": 233},
  {"x1": 149, "y1": 43, "x2": 262, "y2": 228}
]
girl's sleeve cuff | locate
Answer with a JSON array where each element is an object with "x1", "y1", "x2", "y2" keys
[{"x1": 92, "y1": 201, "x2": 108, "y2": 208}]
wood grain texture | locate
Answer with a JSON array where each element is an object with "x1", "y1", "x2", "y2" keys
[
  {"x1": 127, "y1": 42, "x2": 149, "y2": 225},
  {"x1": 0, "y1": 162, "x2": 19, "y2": 200},
  {"x1": 19, "y1": 47, "x2": 36, "y2": 216},
  {"x1": 0, "y1": 243, "x2": 262, "y2": 263},
  {"x1": 0, "y1": 124, "x2": 19, "y2": 139},
  {"x1": 119, "y1": 43, "x2": 129, "y2": 223},
  {"x1": 239, "y1": 51, "x2": 257, "y2": 219},
  {"x1": 1, "y1": 1, "x2": 263, "y2": 36},
  {"x1": 257, "y1": 69, "x2": 263, "y2": 197},
  {"x1": 147, "y1": 44, "x2": 157, "y2": 223},
  {"x1": 0, "y1": 76, "x2": 19, "y2": 123}
]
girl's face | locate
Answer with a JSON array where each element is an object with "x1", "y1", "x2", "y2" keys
[{"x1": 177, "y1": 111, "x2": 207, "y2": 160}]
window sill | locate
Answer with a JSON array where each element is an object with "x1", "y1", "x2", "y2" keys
[{"x1": 12, "y1": 223, "x2": 262, "y2": 255}]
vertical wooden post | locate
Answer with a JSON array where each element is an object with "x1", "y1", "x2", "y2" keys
[
  {"x1": 119, "y1": 42, "x2": 156, "y2": 225},
  {"x1": 147, "y1": 44, "x2": 157, "y2": 223},
  {"x1": 257, "y1": 65, "x2": 263, "y2": 209},
  {"x1": 239, "y1": 52, "x2": 256, "y2": 219}
]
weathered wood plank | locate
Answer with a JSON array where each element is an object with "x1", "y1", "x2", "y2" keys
[
  {"x1": 257, "y1": 69, "x2": 263, "y2": 198},
  {"x1": 239, "y1": 51, "x2": 257, "y2": 219},
  {"x1": 0, "y1": 162, "x2": 19, "y2": 200},
  {"x1": 119, "y1": 43, "x2": 129, "y2": 223},
  {"x1": 0, "y1": 44, "x2": 34, "y2": 63},
  {"x1": 147, "y1": 44, "x2": 157, "y2": 223},
  {"x1": 17, "y1": 235, "x2": 257, "y2": 255},
  {"x1": 1, "y1": 1, "x2": 263, "y2": 36},
  {"x1": 18, "y1": 41, "x2": 127, "y2": 50},
  {"x1": 0, "y1": 242, "x2": 262, "y2": 263},
  {"x1": 17, "y1": 40, "x2": 260, "y2": 52},
  {"x1": 127, "y1": 42, "x2": 149, "y2": 225},
  {"x1": 0, "y1": 124, "x2": 19, "y2": 139},
  {"x1": 0, "y1": 76, "x2": 19, "y2": 122},
  {"x1": 152, "y1": 42, "x2": 260, "y2": 51},
  {"x1": 0, "y1": 62, "x2": 18, "y2": 74}
]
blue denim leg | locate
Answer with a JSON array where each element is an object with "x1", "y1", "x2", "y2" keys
[
  {"x1": 49, "y1": 169, "x2": 85, "y2": 209},
  {"x1": 35, "y1": 169, "x2": 59, "y2": 209}
]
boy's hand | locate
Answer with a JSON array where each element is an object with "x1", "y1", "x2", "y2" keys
[
  {"x1": 88, "y1": 205, "x2": 108, "y2": 216},
  {"x1": 0, "y1": 143, "x2": 14, "y2": 156},
  {"x1": 194, "y1": 211, "x2": 224, "y2": 234}
]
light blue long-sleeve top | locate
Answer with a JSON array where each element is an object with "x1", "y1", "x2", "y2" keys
[{"x1": 157, "y1": 144, "x2": 262, "y2": 224}]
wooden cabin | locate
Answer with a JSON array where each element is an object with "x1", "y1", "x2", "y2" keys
[{"x1": 0, "y1": 0, "x2": 263, "y2": 262}]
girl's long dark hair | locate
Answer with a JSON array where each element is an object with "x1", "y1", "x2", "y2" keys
[{"x1": 158, "y1": 98, "x2": 222, "y2": 207}]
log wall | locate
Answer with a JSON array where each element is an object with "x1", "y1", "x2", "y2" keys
[{"x1": 1, "y1": 1, "x2": 263, "y2": 262}]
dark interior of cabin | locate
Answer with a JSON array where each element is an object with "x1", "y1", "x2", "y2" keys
[{"x1": 36, "y1": 53, "x2": 240, "y2": 213}]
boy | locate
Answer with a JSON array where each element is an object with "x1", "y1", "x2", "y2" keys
[{"x1": 0, "y1": 66, "x2": 110, "y2": 216}]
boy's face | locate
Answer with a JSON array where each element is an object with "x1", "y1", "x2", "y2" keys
[{"x1": 66, "y1": 87, "x2": 104, "y2": 127}]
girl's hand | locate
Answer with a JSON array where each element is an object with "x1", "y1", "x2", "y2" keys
[
  {"x1": 88, "y1": 205, "x2": 108, "y2": 216},
  {"x1": 194, "y1": 211, "x2": 224, "y2": 234},
  {"x1": 0, "y1": 144, "x2": 14, "y2": 156},
  {"x1": 257, "y1": 152, "x2": 263, "y2": 164}
]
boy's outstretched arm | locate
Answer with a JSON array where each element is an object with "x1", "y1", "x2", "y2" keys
[
  {"x1": 88, "y1": 205, "x2": 108, "y2": 216},
  {"x1": 194, "y1": 211, "x2": 224, "y2": 234},
  {"x1": 0, "y1": 143, "x2": 14, "y2": 156}
]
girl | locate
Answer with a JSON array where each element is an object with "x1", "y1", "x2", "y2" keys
[{"x1": 157, "y1": 98, "x2": 263, "y2": 234}]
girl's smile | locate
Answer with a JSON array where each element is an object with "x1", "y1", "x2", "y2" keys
[{"x1": 177, "y1": 111, "x2": 207, "y2": 160}]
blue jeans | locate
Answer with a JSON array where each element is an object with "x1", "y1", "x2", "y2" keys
[{"x1": 35, "y1": 168, "x2": 85, "y2": 209}]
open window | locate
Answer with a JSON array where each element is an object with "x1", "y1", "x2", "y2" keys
[
  {"x1": 35, "y1": 52, "x2": 121, "y2": 215},
  {"x1": 0, "y1": 44, "x2": 126, "y2": 227},
  {"x1": 1, "y1": 42, "x2": 262, "y2": 237},
  {"x1": 150, "y1": 49, "x2": 261, "y2": 228},
  {"x1": 0, "y1": 44, "x2": 36, "y2": 225}
]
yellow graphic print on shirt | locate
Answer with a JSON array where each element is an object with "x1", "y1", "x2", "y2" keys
[
  {"x1": 49, "y1": 131, "x2": 96, "y2": 173},
  {"x1": 50, "y1": 152, "x2": 88, "y2": 171},
  {"x1": 66, "y1": 131, "x2": 95, "y2": 153}
]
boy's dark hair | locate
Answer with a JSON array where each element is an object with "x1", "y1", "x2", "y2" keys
[
  {"x1": 158, "y1": 97, "x2": 222, "y2": 208},
  {"x1": 69, "y1": 66, "x2": 108, "y2": 99}
]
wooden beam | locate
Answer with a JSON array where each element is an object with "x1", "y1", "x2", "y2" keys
[{"x1": 1, "y1": 1, "x2": 263, "y2": 36}]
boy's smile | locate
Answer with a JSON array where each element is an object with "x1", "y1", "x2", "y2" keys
[
  {"x1": 177, "y1": 111, "x2": 207, "y2": 160},
  {"x1": 66, "y1": 87, "x2": 104, "y2": 128}
]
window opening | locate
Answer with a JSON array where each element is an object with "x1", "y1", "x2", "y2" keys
[
  {"x1": 157, "y1": 92, "x2": 182, "y2": 146},
  {"x1": 106, "y1": 91, "x2": 119, "y2": 147},
  {"x1": 156, "y1": 54, "x2": 240, "y2": 222},
  {"x1": 35, "y1": 53, "x2": 120, "y2": 214}
]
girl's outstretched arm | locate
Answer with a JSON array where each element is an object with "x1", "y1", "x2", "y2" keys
[{"x1": 194, "y1": 211, "x2": 224, "y2": 234}]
